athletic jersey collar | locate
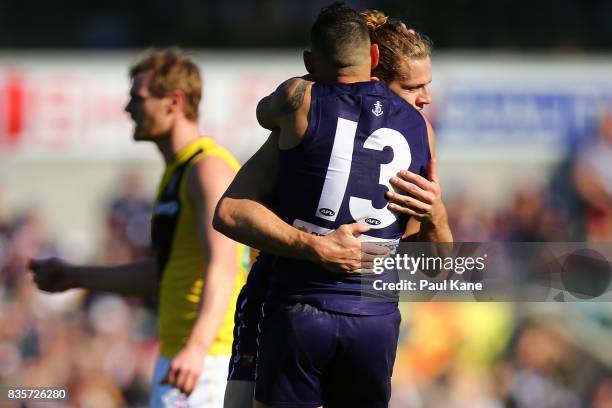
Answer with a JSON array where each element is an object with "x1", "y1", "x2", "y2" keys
[
  {"x1": 313, "y1": 80, "x2": 388, "y2": 95},
  {"x1": 169, "y1": 136, "x2": 213, "y2": 167}
]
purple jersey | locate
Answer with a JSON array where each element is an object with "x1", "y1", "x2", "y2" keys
[{"x1": 269, "y1": 81, "x2": 430, "y2": 315}]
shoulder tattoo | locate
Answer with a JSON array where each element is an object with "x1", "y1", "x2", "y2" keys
[{"x1": 279, "y1": 80, "x2": 309, "y2": 115}]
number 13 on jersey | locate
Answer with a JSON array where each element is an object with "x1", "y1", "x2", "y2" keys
[{"x1": 316, "y1": 117, "x2": 412, "y2": 230}]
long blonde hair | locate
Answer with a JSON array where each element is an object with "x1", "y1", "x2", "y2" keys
[{"x1": 362, "y1": 10, "x2": 433, "y2": 82}]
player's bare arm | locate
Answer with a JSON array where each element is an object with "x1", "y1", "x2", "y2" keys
[
  {"x1": 214, "y1": 132, "x2": 330, "y2": 262},
  {"x1": 214, "y1": 133, "x2": 377, "y2": 274},
  {"x1": 256, "y1": 77, "x2": 312, "y2": 128},
  {"x1": 256, "y1": 77, "x2": 313, "y2": 149},
  {"x1": 165, "y1": 156, "x2": 240, "y2": 395},
  {"x1": 29, "y1": 257, "x2": 158, "y2": 296}
]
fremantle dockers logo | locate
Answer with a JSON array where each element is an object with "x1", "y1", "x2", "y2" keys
[{"x1": 372, "y1": 101, "x2": 383, "y2": 116}]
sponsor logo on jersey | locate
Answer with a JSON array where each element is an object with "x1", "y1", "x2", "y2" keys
[
  {"x1": 294, "y1": 219, "x2": 332, "y2": 236},
  {"x1": 365, "y1": 217, "x2": 382, "y2": 226},
  {"x1": 319, "y1": 207, "x2": 335, "y2": 217}
]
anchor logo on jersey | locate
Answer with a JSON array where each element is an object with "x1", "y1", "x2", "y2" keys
[{"x1": 372, "y1": 101, "x2": 384, "y2": 117}]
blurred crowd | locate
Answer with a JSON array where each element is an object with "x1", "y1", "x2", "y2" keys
[
  {"x1": 0, "y1": 173, "x2": 156, "y2": 407},
  {"x1": 2, "y1": 112, "x2": 612, "y2": 407},
  {"x1": 447, "y1": 110, "x2": 612, "y2": 244}
]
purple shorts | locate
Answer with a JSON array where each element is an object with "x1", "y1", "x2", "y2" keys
[
  {"x1": 255, "y1": 302, "x2": 401, "y2": 407},
  {"x1": 227, "y1": 255, "x2": 272, "y2": 382}
]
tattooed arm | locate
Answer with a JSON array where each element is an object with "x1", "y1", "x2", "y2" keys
[
  {"x1": 215, "y1": 77, "x2": 368, "y2": 274},
  {"x1": 256, "y1": 77, "x2": 313, "y2": 149}
]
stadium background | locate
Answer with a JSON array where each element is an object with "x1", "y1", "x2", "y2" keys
[{"x1": 1, "y1": 0, "x2": 612, "y2": 406}]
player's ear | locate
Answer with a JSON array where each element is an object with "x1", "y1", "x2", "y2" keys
[
  {"x1": 370, "y1": 43, "x2": 380, "y2": 70},
  {"x1": 169, "y1": 89, "x2": 185, "y2": 115},
  {"x1": 303, "y1": 50, "x2": 316, "y2": 75}
]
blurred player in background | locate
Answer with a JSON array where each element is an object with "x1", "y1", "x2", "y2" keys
[
  {"x1": 216, "y1": 3, "x2": 451, "y2": 407},
  {"x1": 573, "y1": 109, "x2": 612, "y2": 241},
  {"x1": 30, "y1": 48, "x2": 246, "y2": 408}
]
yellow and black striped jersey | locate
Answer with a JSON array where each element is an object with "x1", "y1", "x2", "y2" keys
[{"x1": 151, "y1": 137, "x2": 247, "y2": 358}]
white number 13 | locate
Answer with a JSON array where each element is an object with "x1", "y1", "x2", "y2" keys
[{"x1": 316, "y1": 117, "x2": 412, "y2": 229}]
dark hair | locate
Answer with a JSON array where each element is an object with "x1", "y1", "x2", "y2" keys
[
  {"x1": 362, "y1": 10, "x2": 433, "y2": 82},
  {"x1": 130, "y1": 47, "x2": 202, "y2": 121},
  {"x1": 311, "y1": 2, "x2": 370, "y2": 67}
]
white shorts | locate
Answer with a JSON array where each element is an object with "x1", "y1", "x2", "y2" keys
[{"x1": 150, "y1": 354, "x2": 229, "y2": 408}]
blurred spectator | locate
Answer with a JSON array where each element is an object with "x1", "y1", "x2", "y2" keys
[
  {"x1": 1, "y1": 208, "x2": 57, "y2": 293},
  {"x1": 493, "y1": 187, "x2": 571, "y2": 241},
  {"x1": 100, "y1": 170, "x2": 152, "y2": 264},
  {"x1": 391, "y1": 302, "x2": 513, "y2": 408},
  {"x1": 573, "y1": 110, "x2": 612, "y2": 242},
  {"x1": 0, "y1": 182, "x2": 157, "y2": 407},
  {"x1": 593, "y1": 377, "x2": 612, "y2": 408},
  {"x1": 446, "y1": 186, "x2": 571, "y2": 242},
  {"x1": 0, "y1": 185, "x2": 10, "y2": 291},
  {"x1": 509, "y1": 318, "x2": 581, "y2": 407},
  {"x1": 445, "y1": 193, "x2": 495, "y2": 241}
]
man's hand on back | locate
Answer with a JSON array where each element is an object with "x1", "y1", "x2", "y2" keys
[{"x1": 312, "y1": 223, "x2": 389, "y2": 274}]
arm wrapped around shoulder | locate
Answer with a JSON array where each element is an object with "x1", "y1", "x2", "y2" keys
[{"x1": 256, "y1": 77, "x2": 313, "y2": 130}]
